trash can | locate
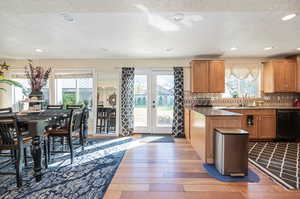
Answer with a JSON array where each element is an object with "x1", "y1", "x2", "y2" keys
[{"x1": 214, "y1": 128, "x2": 249, "y2": 176}]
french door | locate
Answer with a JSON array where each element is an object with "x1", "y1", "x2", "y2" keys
[{"x1": 134, "y1": 70, "x2": 174, "y2": 134}]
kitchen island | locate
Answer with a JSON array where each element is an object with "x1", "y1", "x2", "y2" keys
[{"x1": 186, "y1": 107, "x2": 243, "y2": 164}]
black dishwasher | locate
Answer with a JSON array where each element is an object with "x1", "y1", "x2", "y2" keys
[{"x1": 277, "y1": 110, "x2": 300, "y2": 140}]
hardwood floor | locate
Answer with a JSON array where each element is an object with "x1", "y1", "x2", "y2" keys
[{"x1": 104, "y1": 136, "x2": 300, "y2": 199}]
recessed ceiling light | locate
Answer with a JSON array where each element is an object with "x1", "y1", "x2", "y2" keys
[
  {"x1": 230, "y1": 47, "x2": 238, "y2": 51},
  {"x1": 61, "y1": 13, "x2": 75, "y2": 22},
  {"x1": 189, "y1": 15, "x2": 203, "y2": 22},
  {"x1": 297, "y1": 47, "x2": 300, "y2": 51},
  {"x1": 264, "y1": 47, "x2": 273, "y2": 51},
  {"x1": 101, "y1": 48, "x2": 109, "y2": 52},
  {"x1": 282, "y1": 13, "x2": 296, "y2": 21},
  {"x1": 173, "y1": 13, "x2": 184, "y2": 22},
  {"x1": 165, "y1": 48, "x2": 173, "y2": 52},
  {"x1": 35, "y1": 48, "x2": 43, "y2": 53}
]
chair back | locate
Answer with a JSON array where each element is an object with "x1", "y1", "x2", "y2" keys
[
  {"x1": 69, "y1": 109, "x2": 83, "y2": 134},
  {"x1": 0, "y1": 107, "x2": 13, "y2": 114},
  {"x1": 0, "y1": 115, "x2": 22, "y2": 146},
  {"x1": 97, "y1": 107, "x2": 112, "y2": 118},
  {"x1": 47, "y1": 105, "x2": 63, "y2": 110},
  {"x1": 66, "y1": 104, "x2": 84, "y2": 109}
]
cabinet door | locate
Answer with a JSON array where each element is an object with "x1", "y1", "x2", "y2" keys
[
  {"x1": 274, "y1": 60, "x2": 296, "y2": 92},
  {"x1": 274, "y1": 60, "x2": 287, "y2": 92},
  {"x1": 242, "y1": 115, "x2": 259, "y2": 139},
  {"x1": 209, "y1": 61, "x2": 225, "y2": 93},
  {"x1": 284, "y1": 60, "x2": 296, "y2": 92},
  {"x1": 184, "y1": 109, "x2": 190, "y2": 141},
  {"x1": 259, "y1": 115, "x2": 276, "y2": 139},
  {"x1": 191, "y1": 61, "x2": 209, "y2": 92}
]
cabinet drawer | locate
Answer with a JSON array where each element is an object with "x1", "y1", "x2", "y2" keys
[{"x1": 242, "y1": 109, "x2": 276, "y2": 116}]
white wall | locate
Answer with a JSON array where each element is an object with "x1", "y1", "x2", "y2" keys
[{"x1": 0, "y1": 57, "x2": 264, "y2": 108}]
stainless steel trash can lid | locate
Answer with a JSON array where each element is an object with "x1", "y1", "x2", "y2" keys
[{"x1": 215, "y1": 128, "x2": 249, "y2": 135}]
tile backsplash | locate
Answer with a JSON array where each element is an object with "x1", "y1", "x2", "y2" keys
[{"x1": 184, "y1": 91, "x2": 300, "y2": 107}]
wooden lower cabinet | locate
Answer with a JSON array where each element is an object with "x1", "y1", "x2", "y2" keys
[
  {"x1": 259, "y1": 114, "x2": 276, "y2": 139},
  {"x1": 227, "y1": 109, "x2": 276, "y2": 139},
  {"x1": 242, "y1": 115, "x2": 259, "y2": 139}
]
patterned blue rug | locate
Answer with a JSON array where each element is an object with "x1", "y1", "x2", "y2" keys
[{"x1": 0, "y1": 137, "x2": 132, "y2": 199}]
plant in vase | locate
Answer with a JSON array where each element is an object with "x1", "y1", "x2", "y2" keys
[
  {"x1": 25, "y1": 60, "x2": 51, "y2": 111},
  {"x1": 0, "y1": 61, "x2": 24, "y2": 92},
  {"x1": 25, "y1": 60, "x2": 51, "y2": 96}
]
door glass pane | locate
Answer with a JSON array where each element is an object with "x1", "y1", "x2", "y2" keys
[
  {"x1": 78, "y1": 78, "x2": 93, "y2": 109},
  {"x1": 56, "y1": 79, "x2": 76, "y2": 107},
  {"x1": 156, "y1": 75, "x2": 174, "y2": 127},
  {"x1": 134, "y1": 75, "x2": 148, "y2": 128},
  {"x1": 56, "y1": 78, "x2": 93, "y2": 109}
]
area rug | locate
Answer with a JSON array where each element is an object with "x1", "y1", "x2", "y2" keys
[
  {"x1": 141, "y1": 135, "x2": 175, "y2": 143},
  {"x1": 203, "y1": 164, "x2": 260, "y2": 182},
  {"x1": 249, "y1": 142, "x2": 300, "y2": 189},
  {"x1": 0, "y1": 137, "x2": 132, "y2": 199}
]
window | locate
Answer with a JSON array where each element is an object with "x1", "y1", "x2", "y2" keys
[
  {"x1": 12, "y1": 78, "x2": 49, "y2": 111},
  {"x1": 223, "y1": 64, "x2": 260, "y2": 98},
  {"x1": 56, "y1": 78, "x2": 93, "y2": 109}
]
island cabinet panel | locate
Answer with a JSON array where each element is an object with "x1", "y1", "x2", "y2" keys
[
  {"x1": 184, "y1": 109, "x2": 191, "y2": 142},
  {"x1": 205, "y1": 116, "x2": 242, "y2": 163},
  {"x1": 263, "y1": 59, "x2": 296, "y2": 93},
  {"x1": 190, "y1": 60, "x2": 225, "y2": 93},
  {"x1": 190, "y1": 111, "x2": 206, "y2": 161},
  {"x1": 189, "y1": 110, "x2": 242, "y2": 164}
]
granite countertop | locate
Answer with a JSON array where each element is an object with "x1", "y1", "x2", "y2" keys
[
  {"x1": 215, "y1": 106, "x2": 300, "y2": 110},
  {"x1": 185, "y1": 106, "x2": 242, "y2": 116},
  {"x1": 185, "y1": 106, "x2": 300, "y2": 117}
]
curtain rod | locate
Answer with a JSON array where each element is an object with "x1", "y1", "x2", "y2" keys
[{"x1": 114, "y1": 66, "x2": 190, "y2": 69}]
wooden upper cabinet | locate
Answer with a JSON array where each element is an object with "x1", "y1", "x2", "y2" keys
[
  {"x1": 209, "y1": 61, "x2": 225, "y2": 93},
  {"x1": 263, "y1": 59, "x2": 296, "y2": 93},
  {"x1": 191, "y1": 60, "x2": 209, "y2": 92},
  {"x1": 190, "y1": 60, "x2": 225, "y2": 93}
]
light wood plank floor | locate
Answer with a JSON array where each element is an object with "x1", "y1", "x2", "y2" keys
[{"x1": 104, "y1": 136, "x2": 300, "y2": 199}]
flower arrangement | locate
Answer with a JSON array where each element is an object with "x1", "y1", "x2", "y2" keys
[
  {"x1": 0, "y1": 61, "x2": 23, "y2": 92},
  {"x1": 25, "y1": 60, "x2": 51, "y2": 93}
]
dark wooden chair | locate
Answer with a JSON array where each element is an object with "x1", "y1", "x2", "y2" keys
[
  {"x1": 46, "y1": 105, "x2": 65, "y2": 147},
  {"x1": 79, "y1": 108, "x2": 89, "y2": 150},
  {"x1": 66, "y1": 104, "x2": 84, "y2": 109},
  {"x1": 46, "y1": 109, "x2": 83, "y2": 164},
  {"x1": 0, "y1": 115, "x2": 48, "y2": 187},
  {"x1": 97, "y1": 107, "x2": 109, "y2": 134},
  {"x1": 108, "y1": 108, "x2": 116, "y2": 132},
  {"x1": 96, "y1": 107, "x2": 116, "y2": 133},
  {"x1": 46, "y1": 105, "x2": 64, "y2": 110},
  {"x1": 0, "y1": 107, "x2": 12, "y2": 114}
]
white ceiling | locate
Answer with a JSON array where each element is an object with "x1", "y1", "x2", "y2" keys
[{"x1": 0, "y1": 0, "x2": 300, "y2": 59}]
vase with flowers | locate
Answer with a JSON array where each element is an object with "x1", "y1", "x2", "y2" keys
[{"x1": 25, "y1": 60, "x2": 51, "y2": 111}]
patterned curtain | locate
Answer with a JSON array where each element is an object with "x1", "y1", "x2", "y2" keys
[
  {"x1": 120, "y1": 67, "x2": 135, "y2": 136},
  {"x1": 172, "y1": 67, "x2": 184, "y2": 138}
]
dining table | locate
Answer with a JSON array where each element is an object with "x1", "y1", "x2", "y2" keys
[{"x1": 0, "y1": 109, "x2": 89, "y2": 182}]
